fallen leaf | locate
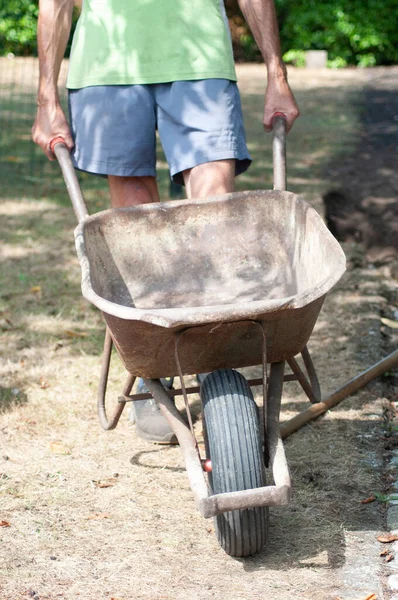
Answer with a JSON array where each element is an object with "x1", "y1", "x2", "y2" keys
[
  {"x1": 380, "y1": 548, "x2": 389, "y2": 556},
  {"x1": 64, "y1": 329, "x2": 88, "y2": 338},
  {"x1": 0, "y1": 520, "x2": 10, "y2": 527},
  {"x1": 361, "y1": 496, "x2": 376, "y2": 504},
  {"x1": 29, "y1": 286, "x2": 42, "y2": 294},
  {"x1": 0, "y1": 315, "x2": 14, "y2": 330},
  {"x1": 40, "y1": 377, "x2": 50, "y2": 389},
  {"x1": 377, "y1": 533, "x2": 398, "y2": 543},
  {"x1": 385, "y1": 553, "x2": 394, "y2": 563},
  {"x1": 93, "y1": 477, "x2": 118, "y2": 489},
  {"x1": 3, "y1": 155, "x2": 22, "y2": 163},
  {"x1": 87, "y1": 513, "x2": 111, "y2": 520},
  {"x1": 50, "y1": 442, "x2": 71, "y2": 455},
  {"x1": 381, "y1": 317, "x2": 398, "y2": 329}
]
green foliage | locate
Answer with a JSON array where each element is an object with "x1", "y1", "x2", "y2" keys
[
  {"x1": 282, "y1": 49, "x2": 306, "y2": 68},
  {"x1": 0, "y1": 0, "x2": 38, "y2": 56},
  {"x1": 0, "y1": 0, "x2": 77, "y2": 57},
  {"x1": 226, "y1": 0, "x2": 397, "y2": 67},
  {"x1": 374, "y1": 493, "x2": 398, "y2": 503},
  {"x1": 275, "y1": 0, "x2": 398, "y2": 67},
  {"x1": 327, "y1": 56, "x2": 348, "y2": 69},
  {"x1": 239, "y1": 33, "x2": 262, "y2": 62}
]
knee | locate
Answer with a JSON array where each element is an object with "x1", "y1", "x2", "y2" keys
[
  {"x1": 108, "y1": 175, "x2": 159, "y2": 207},
  {"x1": 183, "y1": 160, "x2": 235, "y2": 199}
]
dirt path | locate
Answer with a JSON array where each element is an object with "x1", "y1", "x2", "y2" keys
[{"x1": 1, "y1": 65, "x2": 397, "y2": 600}]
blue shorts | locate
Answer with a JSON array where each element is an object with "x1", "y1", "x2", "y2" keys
[{"x1": 68, "y1": 79, "x2": 251, "y2": 184}]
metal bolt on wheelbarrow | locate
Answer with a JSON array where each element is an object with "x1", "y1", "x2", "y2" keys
[{"x1": 51, "y1": 116, "x2": 346, "y2": 558}]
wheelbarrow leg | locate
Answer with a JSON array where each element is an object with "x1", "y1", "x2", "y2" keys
[
  {"x1": 287, "y1": 345, "x2": 321, "y2": 404},
  {"x1": 97, "y1": 327, "x2": 135, "y2": 430},
  {"x1": 267, "y1": 361, "x2": 291, "y2": 494},
  {"x1": 301, "y1": 345, "x2": 321, "y2": 401}
]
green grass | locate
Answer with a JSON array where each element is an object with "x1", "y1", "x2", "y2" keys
[{"x1": 239, "y1": 86, "x2": 361, "y2": 196}]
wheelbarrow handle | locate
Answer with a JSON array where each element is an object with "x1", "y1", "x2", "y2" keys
[
  {"x1": 272, "y1": 113, "x2": 287, "y2": 192},
  {"x1": 50, "y1": 137, "x2": 89, "y2": 223}
]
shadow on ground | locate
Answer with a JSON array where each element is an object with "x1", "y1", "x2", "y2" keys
[
  {"x1": 0, "y1": 386, "x2": 28, "y2": 414},
  {"x1": 323, "y1": 68, "x2": 398, "y2": 263}
]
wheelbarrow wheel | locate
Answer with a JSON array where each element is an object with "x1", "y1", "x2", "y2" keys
[{"x1": 201, "y1": 368, "x2": 268, "y2": 557}]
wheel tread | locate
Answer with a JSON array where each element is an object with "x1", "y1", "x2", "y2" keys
[{"x1": 201, "y1": 368, "x2": 268, "y2": 557}]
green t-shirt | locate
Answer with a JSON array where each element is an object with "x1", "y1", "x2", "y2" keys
[{"x1": 67, "y1": 0, "x2": 237, "y2": 88}]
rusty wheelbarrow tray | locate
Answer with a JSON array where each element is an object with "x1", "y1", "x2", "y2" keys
[{"x1": 51, "y1": 117, "x2": 346, "y2": 557}]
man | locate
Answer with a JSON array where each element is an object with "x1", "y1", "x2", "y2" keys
[{"x1": 32, "y1": 0, "x2": 299, "y2": 443}]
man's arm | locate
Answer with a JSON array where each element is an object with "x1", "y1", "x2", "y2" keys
[
  {"x1": 32, "y1": 0, "x2": 75, "y2": 159},
  {"x1": 236, "y1": 0, "x2": 299, "y2": 132}
]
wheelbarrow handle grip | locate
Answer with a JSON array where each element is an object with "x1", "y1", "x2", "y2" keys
[
  {"x1": 272, "y1": 113, "x2": 287, "y2": 192},
  {"x1": 50, "y1": 137, "x2": 89, "y2": 223}
]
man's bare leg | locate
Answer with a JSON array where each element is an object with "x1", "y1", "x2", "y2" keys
[
  {"x1": 109, "y1": 160, "x2": 235, "y2": 207},
  {"x1": 108, "y1": 175, "x2": 159, "y2": 208},
  {"x1": 183, "y1": 159, "x2": 235, "y2": 199}
]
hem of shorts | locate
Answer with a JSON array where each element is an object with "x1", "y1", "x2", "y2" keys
[
  {"x1": 169, "y1": 148, "x2": 252, "y2": 184},
  {"x1": 72, "y1": 156, "x2": 156, "y2": 178},
  {"x1": 169, "y1": 148, "x2": 251, "y2": 176},
  {"x1": 66, "y1": 69, "x2": 237, "y2": 89}
]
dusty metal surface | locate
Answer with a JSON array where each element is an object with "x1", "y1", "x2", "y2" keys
[{"x1": 76, "y1": 190, "x2": 345, "y2": 324}]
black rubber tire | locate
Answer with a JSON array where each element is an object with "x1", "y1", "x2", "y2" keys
[{"x1": 201, "y1": 368, "x2": 268, "y2": 557}]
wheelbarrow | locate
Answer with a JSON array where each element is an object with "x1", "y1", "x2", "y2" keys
[{"x1": 51, "y1": 117, "x2": 346, "y2": 557}]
